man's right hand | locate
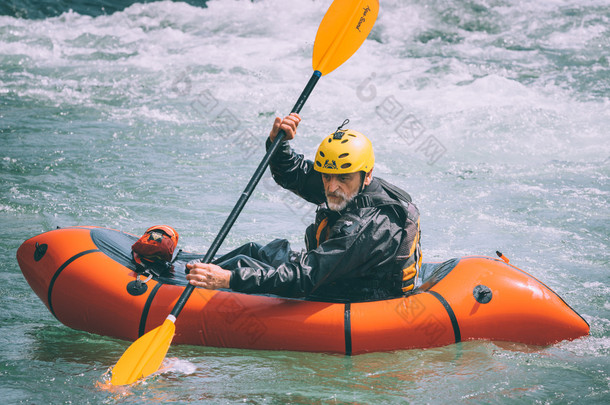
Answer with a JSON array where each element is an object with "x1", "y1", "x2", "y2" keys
[{"x1": 269, "y1": 113, "x2": 301, "y2": 142}]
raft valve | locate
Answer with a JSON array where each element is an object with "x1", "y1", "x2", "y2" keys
[
  {"x1": 126, "y1": 279, "x2": 148, "y2": 296},
  {"x1": 34, "y1": 242, "x2": 48, "y2": 261},
  {"x1": 473, "y1": 285, "x2": 493, "y2": 304}
]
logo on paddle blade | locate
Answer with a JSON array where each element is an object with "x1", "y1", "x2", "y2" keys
[
  {"x1": 356, "y1": 6, "x2": 371, "y2": 32},
  {"x1": 323, "y1": 159, "x2": 337, "y2": 170}
]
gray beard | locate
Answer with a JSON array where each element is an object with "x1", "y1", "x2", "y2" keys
[{"x1": 326, "y1": 190, "x2": 357, "y2": 212}]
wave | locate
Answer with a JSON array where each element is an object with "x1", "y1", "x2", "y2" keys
[{"x1": 0, "y1": 0, "x2": 209, "y2": 19}]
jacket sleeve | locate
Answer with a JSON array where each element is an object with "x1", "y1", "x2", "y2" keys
[
  {"x1": 229, "y1": 207, "x2": 403, "y2": 297},
  {"x1": 266, "y1": 137, "x2": 325, "y2": 205}
]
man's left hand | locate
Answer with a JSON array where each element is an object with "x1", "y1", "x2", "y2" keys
[{"x1": 186, "y1": 262, "x2": 231, "y2": 290}]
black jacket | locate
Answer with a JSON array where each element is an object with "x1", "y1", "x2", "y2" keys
[{"x1": 228, "y1": 138, "x2": 418, "y2": 302}]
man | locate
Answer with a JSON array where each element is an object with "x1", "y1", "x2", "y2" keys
[{"x1": 186, "y1": 114, "x2": 421, "y2": 302}]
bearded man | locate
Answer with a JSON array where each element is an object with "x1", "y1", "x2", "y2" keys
[{"x1": 187, "y1": 114, "x2": 421, "y2": 302}]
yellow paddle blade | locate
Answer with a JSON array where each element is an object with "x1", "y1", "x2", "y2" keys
[
  {"x1": 110, "y1": 317, "x2": 176, "y2": 386},
  {"x1": 313, "y1": 0, "x2": 379, "y2": 75}
]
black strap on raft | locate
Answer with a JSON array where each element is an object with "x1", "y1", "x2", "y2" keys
[{"x1": 132, "y1": 260, "x2": 171, "y2": 277}]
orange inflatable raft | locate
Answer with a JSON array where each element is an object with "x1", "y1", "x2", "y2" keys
[{"x1": 17, "y1": 226, "x2": 589, "y2": 354}]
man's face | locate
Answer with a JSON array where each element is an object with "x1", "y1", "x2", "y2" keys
[{"x1": 322, "y1": 172, "x2": 364, "y2": 211}]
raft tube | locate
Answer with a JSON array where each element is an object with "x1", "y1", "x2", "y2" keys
[{"x1": 17, "y1": 226, "x2": 589, "y2": 354}]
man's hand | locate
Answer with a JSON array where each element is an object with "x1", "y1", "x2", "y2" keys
[
  {"x1": 186, "y1": 262, "x2": 231, "y2": 290},
  {"x1": 269, "y1": 113, "x2": 301, "y2": 142}
]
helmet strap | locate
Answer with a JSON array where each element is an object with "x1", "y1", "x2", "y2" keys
[
  {"x1": 332, "y1": 119, "x2": 350, "y2": 139},
  {"x1": 359, "y1": 171, "x2": 366, "y2": 193}
]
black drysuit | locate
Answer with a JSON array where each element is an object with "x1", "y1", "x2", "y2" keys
[{"x1": 221, "y1": 138, "x2": 420, "y2": 302}]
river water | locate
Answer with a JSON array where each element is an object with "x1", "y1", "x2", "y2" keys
[{"x1": 1, "y1": 0, "x2": 609, "y2": 403}]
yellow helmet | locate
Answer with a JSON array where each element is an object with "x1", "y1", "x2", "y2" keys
[{"x1": 314, "y1": 124, "x2": 374, "y2": 174}]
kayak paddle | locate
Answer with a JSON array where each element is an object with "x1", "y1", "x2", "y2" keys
[{"x1": 110, "y1": 0, "x2": 379, "y2": 386}]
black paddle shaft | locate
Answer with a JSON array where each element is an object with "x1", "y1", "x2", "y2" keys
[{"x1": 170, "y1": 71, "x2": 322, "y2": 318}]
